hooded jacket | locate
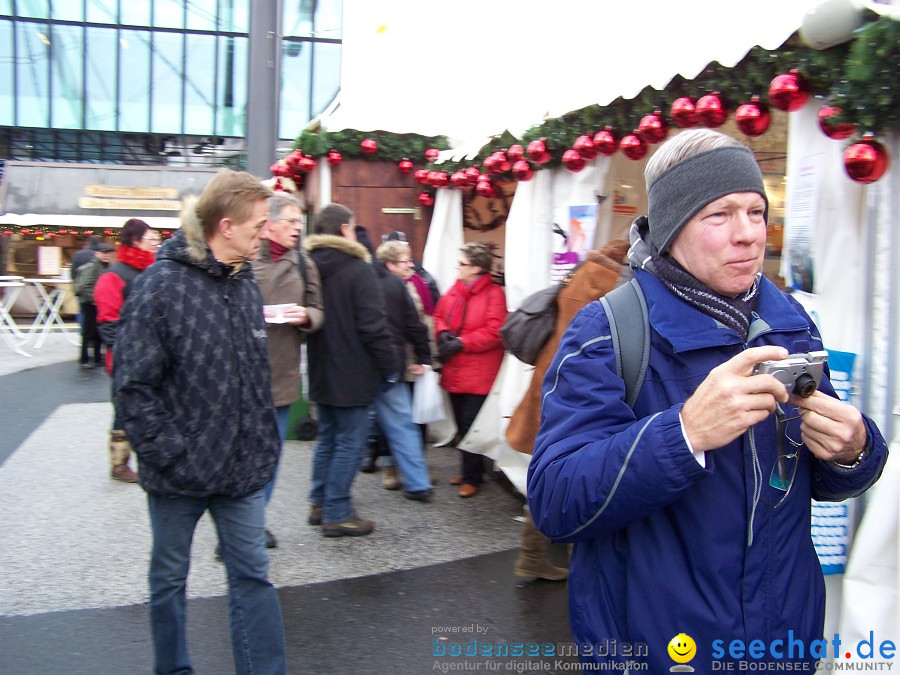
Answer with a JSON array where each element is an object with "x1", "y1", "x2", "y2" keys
[
  {"x1": 112, "y1": 219, "x2": 279, "y2": 498},
  {"x1": 253, "y1": 239, "x2": 325, "y2": 406},
  {"x1": 528, "y1": 268, "x2": 888, "y2": 672},
  {"x1": 304, "y1": 234, "x2": 397, "y2": 407},
  {"x1": 433, "y1": 272, "x2": 507, "y2": 396}
]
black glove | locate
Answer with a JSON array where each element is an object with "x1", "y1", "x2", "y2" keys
[{"x1": 436, "y1": 332, "x2": 463, "y2": 363}]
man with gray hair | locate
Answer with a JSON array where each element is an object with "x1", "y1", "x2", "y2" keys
[{"x1": 529, "y1": 129, "x2": 887, "y2": 672}]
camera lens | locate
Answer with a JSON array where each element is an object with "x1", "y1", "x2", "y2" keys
[{"x1": 794, "y1": 373, "x2": 817, "y2": 398}]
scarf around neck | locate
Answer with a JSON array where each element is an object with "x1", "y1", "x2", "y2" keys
[{"x1": 627, "y1": 216, "x2": 761, "y2": 338}]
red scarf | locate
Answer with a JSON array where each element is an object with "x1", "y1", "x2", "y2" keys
[
  {"x1": 116, "y1": 244, "x2": 155, "y2": 270},
  {"x1": 268, "y1": 240, "x2": 290, "y2": 262}
]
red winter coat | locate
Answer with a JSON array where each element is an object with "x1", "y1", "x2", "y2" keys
[{"x1": 433, "y1": 273, "x2": 507, "y2": 395}]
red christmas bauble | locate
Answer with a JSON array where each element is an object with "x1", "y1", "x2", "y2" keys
[
  {"x1": 327, "y1": 150, "x2": 342, "y2": 166},
  {"x1": 637, "y1": 110, "x2": 668, "y2": 144},
  {"x1": 696, "y1": 93, "x2": 728, "y2": 127},
  {"x1": 490, "y1": 151, "x2": 511, "y2": 174},
  {"x1": 360, "y1": 138, "x2": 378, "y2": 155},
  {"x1": 562, "y1": 149, "x2": 587, "y2": 172},
  {"x1": 475, "y1": 179, "x2": 496, "y2": 198},
  {"x1": 620, "y1": 132, "x2": 648, "y2": 160},
  {"x1": 670, "y1": 97, "x2": 698, "y2": 128},
  {"x1": 818, "y1": 105, "x2": 856, "y2": 140},
  {"x1": 768, "y1": 70, "x2": 809, "y2": 113},
  {"x1": 414, "y1": 169, "x2": 430, "y2": 185},
  {"x1": 398, "y1": 158, "x2": 414, "y2": 174},
  {"x1": 526, "y1": 139, "x2": 551, "y2": 165},
  {"x1": 298, "y1": 155, "x2": 317, "y2": 172},
  {"x1": 417, "y1": 192, "x2": 435, "y2": 207},
  {"x1": 843, "y1": 134, "x2": 890, "y2": 184},
  {"x1": 507, "y1": 144, "x2": 524, "y2": 162},
  {"x1": 512, "y1": 160, "x2": 534, "y2": 181},
  {"x1": 735, "y1": 96, "x2": 771, "y2": 137},
  {"x1": 425, "y1": 147, "x2": 440, "y2": 162},
  {"x1": 592, "y1": 127, "x2": 618, "y2": 156},
  {"x1": 427, "y1": 171, "x2": 449, "y2": 188},
  {"x1": 285, "y1": 150, "x2": 304, "y2": 170},
  {"x1": 573, "y1": 135, "x2": 598, "y2": 160},
  {"x1": 483, "y1": 154, "x2": 498, "y2": 174},
  {"x1": 270, "y1": 162, "x2": 291, "y2": 178},
  {"x1": 450, "y1": 170, "x2": 469, "y2": 189},
  {"x1": 464, "y1": 166, "x2": 481, "y2": 185}
]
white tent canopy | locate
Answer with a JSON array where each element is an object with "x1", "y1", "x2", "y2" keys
[{"x1": 330, "y1": 0, "x2": 819, "y2": 143}]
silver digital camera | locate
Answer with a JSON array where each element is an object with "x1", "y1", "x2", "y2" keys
[{"x1": 753, "y1": 350, "x2": 828, "y2": 398}]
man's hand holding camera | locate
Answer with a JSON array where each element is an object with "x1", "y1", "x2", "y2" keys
[{"x1": 681, "y1": 346, "x2": 868, "y2": 463}]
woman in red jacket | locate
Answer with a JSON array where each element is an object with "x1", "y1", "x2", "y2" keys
[
  {"x1": 433, "y1": 242, "x2": 507, "y2": 497},
  {"x1": 95, "y1": 218, "x2": 159, "y2": 482}
]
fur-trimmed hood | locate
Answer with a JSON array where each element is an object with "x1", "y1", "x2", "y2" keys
[{"x1": 303, "y1": 234, "x2": 371, "y2": 262}]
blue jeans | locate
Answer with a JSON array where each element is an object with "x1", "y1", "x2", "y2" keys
[
  {"x1": 374, "y1": 383, "x2": 431, "y2": 492},
  {"x1": 309, "y1": 403, "x2": 369, "y2": 523},
  {"x1": 147, "y1": 490, "x2": 286, "y2": 675},
  {"x1": 263, "y1": 405, "x2": 291, "y2": 504}
]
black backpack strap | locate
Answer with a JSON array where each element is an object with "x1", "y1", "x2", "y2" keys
[{"x1": 599, "y1": 277, "x2": 649, "y2": 409}]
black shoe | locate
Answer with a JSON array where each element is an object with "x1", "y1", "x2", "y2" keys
[
  {"x1": 80, "y1": 361, "x2": 94, "y2": 369},
  {"x1": 265, "y1": 528, "x2": 278, "y2": 549},
  {"x1": 404, "y1": 489, "x2": 433, "y2": 503}
]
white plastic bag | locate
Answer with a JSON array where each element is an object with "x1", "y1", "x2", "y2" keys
[{"x1": 412, "y1": 368, "x2": 446, "y2": 424}]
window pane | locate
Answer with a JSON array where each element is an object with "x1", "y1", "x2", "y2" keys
[
  {"x1": 219, "y1": 0, "x2": 248, "y2": 33},
  {"x1": 282, "y1": 0, "x2": 315, "y2": 38},
  {"x1": 184, "y1": 33, "x2": 216, "y2": 134},
  {"x1": 0, "y1": 22, "x2": 12, "y2": 125},
  {"x1": 186, "y1": 0, "x2": 217, "y2": 31},
  {"x1": 119, "y1": 29, "x2": 151, "y2": 132},
  {"x1": 279, "y1": 38, "x2": 310, "y2": 139},
  {"x1": 86, "y1": 0, "x2": 117, "y2": 24},
  {"x1": 85, "y1": 26, "x2": 118, "y2": 130},
  {"x1": 312, "y1": 40, "x2": 340, "y2": 117},
  {"x1": 16, "y1": 22, "x2": 50, "y2": 127},
  {"x1": 51, "y1": 1, "x2": 83, "y2": 21},
  {"x1": 154, "y1": 0, "x2": 184, "y2": 29},
  {"x1": 314, "y1": 0, "x2": 342, "y2": 39},
  {"x1": 1, "y1": 1, "x2": 12, "y2": 15},
  {"x1": 16, "y1": 0, "x2": 49, "y2": 19},
  {"x1": 50, "y1": 24, "x2": 84, "y2": 128},
  {"x1": 151, "y1": 31, "x2": 184, "y2": 133},
  {"x1": 216, "y1": 35, "x2": 246, "y2": 136},
  {"x1": 120, "y1": 2, "x2": 150, "y2": 26}
]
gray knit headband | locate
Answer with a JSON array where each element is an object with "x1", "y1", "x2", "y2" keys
[{"x1": 647, "y1": 146, "x2": 767, "y2": 254}]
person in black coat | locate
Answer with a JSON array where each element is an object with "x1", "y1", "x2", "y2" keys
[{"x1": 303, "y1": 203, "x2": 398, "y2": 536}]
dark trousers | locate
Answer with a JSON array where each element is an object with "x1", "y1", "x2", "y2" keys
[
  {"x1": 79, "y1": 302, "x2": 102, "y2": 364},
  {"x1": 450, "y1": 392, "x2": 487, "y2": 485}
]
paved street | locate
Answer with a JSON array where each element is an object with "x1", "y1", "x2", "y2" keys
[{"x1": 0, "y1": 334, "x2": 575, "y2": 674}]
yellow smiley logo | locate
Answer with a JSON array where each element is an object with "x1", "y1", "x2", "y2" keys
[{"x1": 667, "y1": 633, "x2": 697, "y2": 664}]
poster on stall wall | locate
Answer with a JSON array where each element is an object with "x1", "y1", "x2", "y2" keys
[
  {"x1": 551, "y1": 205, "x2": 597, "y2": 283},
  {"x1": 37, "y1": 246, "x2": 62, "y2": 277},
  {"x1": 783, "y1": 154, "x2": 822, "y2": 293},
  {"x1": 811, "y1": 349, "x2": 857, "y2": 575}
]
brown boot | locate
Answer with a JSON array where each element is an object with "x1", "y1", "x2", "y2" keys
[
  {"x1": 109, "y1": 429, "x2": 138, "y2": 483},
  {"x1": 514, "y1": 507, "x2": 568, "y2": 582}
]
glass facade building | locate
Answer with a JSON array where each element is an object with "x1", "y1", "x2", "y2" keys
[{"x1": 0, "y1": 0, "x2": 342, "y2": 166}]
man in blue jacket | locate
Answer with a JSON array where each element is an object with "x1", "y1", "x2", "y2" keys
[
  {"x1": 113, "y1": 170, "x2": 286, "y2": 675},
  {"x1": 529, "y1": 129, "x2": 887, "y2": 673}
]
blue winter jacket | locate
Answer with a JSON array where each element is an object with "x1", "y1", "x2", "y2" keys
[
  {"x1": 528, "y1": 269, "x2": 887, "y2": 673},
  {"x1": 113, "y1": 228, "x2": 280, "y2": 498}
]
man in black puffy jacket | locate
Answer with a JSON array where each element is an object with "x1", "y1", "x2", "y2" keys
[
  {"x1": 113, "y1": 170, "x2": 286, "y2": 675},
  {"x1": 304, "y1": 203, "x2": 398, "y2": 537}
]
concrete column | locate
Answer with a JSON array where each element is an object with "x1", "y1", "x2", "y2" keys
[{"x1": 246, "y1": 0, "x2": 281, "y2": 177}]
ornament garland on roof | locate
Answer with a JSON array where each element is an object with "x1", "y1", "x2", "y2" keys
[{"x1": 279, "y1": 15, "x2": 898, "y2": 186}]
